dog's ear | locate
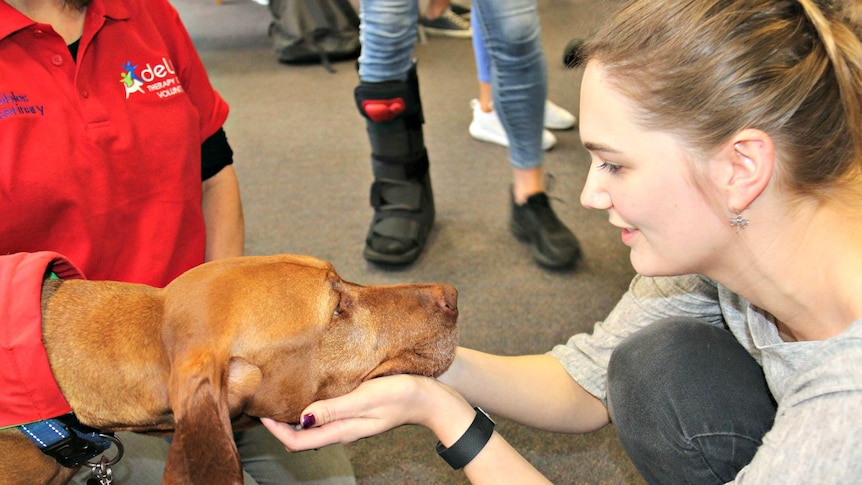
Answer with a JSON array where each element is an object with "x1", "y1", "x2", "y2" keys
[{"x1": 163, "y1": 350, "x2": 244, "y2": 485}]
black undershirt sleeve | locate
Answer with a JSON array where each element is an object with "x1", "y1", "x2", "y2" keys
[
  {"x1": 67, "y1": 39, "x2": 233, "y2": 182},
  {"x1": 201, "y1": 127, "x2": 234, "y2": 181}
]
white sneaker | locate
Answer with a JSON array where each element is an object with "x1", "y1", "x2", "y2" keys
[
  {"x1": 468, "y1": 99, "x2": 557, "y2": 151},
  {"x1": 544, "y1": 100, "x2": 577, "y2": 130}
]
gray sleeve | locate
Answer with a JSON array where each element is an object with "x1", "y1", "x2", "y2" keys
[
  {"x1": 547, "y1": 273, "x2": 725, "y2": 404},
  {"x1": 732, "y1": 331, "x2": 862, "y2": 484}
]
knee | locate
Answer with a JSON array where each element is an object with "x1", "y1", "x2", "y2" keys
[
  {"x1": 608, "y1": 317, "x2": 705, "y2": 395},
  {"x1": 495, "y1": 11, "x2": 540, "y2": 46},
  {"x1": 607, "y1": 318, "x2": 731, "y2": 440},
  {"x1": 358, "y1": 0, "x2": 416, "y2": 78}
]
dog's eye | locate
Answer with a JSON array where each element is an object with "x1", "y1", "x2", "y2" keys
[{"x1": 333, "y1": 296, "x2": 344, "y2": 317}]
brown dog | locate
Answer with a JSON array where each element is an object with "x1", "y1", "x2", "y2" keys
[{"x1": 0, "y1": 254, "x2": 458, "y2": 485}]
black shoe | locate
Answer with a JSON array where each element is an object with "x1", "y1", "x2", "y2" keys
[
  {"x1": 450, "y1": 2, "x2": 471, "y2": 18},
  {"x1": 510, "y1": 192, "x2": 582, "y2": 269},
  {"x1": 363, "y1": 171, "x2": 435, "y2": 265}
]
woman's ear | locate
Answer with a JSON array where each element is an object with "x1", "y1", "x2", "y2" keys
[{"x1": 721, "y1": 128, "x2": 775, "y2": 212}]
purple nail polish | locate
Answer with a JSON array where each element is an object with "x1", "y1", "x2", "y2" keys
[{"x1": 301, "y1": 413, "x2": 316, "y2": 429}]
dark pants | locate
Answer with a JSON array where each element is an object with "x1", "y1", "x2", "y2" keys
[{"x1": 607, "y1": 318, "x2": 777, "y2": 484}]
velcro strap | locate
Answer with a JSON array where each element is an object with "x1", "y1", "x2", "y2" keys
[
  {"x1": 370, "y1": 179, "x2": 423, "y2": 211},
  {"x1": 371, "y1": 217, "x2": 421, "y2": 242}
]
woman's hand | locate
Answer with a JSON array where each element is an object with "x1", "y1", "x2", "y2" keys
[{"x1": 262, "y1": 374, "x2": 475, "y2": 452}]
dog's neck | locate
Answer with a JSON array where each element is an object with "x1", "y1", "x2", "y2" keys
[{"x1": 41, "y1": 278, "x2": 175, "y2": 431}]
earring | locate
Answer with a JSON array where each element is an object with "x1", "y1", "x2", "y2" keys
[{"x1": 729, "y1": 211, "x2": 749, "y2": 231}]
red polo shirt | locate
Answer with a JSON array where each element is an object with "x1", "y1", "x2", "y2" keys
[
  {"x1": 0, "y1": 0, "x2": 229, "y2": 287},
  {"x1": 0, "y1": 0, "x2": 229, "y2": 426},
  {"x1": 0, "y1": 252, "x2": 83, "y2": 428}
]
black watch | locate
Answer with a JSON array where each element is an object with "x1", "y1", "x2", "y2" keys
[{"x1": 436, "y1": 407, "x2": 495, "y2": 470}]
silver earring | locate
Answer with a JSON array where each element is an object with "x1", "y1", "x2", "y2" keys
[{"x1": 729, "y1": 211, "x2": 749, "y2": 231}]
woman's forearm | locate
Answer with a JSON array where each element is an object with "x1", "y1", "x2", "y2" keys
[{"x1": 439, "y1": 347, "x2": 610, "y2": 433}]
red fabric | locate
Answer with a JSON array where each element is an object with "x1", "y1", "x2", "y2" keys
[
  {"x1": 0, "y1": 0, "x2": 228, "y2": 426},
  {"x1": 0, "y1": 252, "x2": 84, "y2": 428},
  {"x1": 0, "y1": 0, "x2": 229, "y2": 287}
]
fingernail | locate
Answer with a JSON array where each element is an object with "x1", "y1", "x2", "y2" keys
[{"x1": 301, "y1": 413, "x2": 316, "y2": 429}]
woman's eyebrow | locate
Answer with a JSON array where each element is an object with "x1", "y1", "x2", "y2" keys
[{"x1": 583, "y1": 141, "x2": 622, "y2": 154}]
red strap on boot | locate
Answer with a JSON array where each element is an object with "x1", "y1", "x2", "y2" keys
[{"x1": 362, "y1": 98, "x2": 406, "y2": 122}]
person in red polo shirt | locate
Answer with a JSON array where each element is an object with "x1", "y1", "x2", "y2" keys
[{"x1": 0, "y1": 0, "x2": 355, "y2": 483}]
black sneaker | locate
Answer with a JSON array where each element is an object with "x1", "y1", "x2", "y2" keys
[
  {"x1": 419, "y1": 7, "x2": 472, "y2": 38},
  {"x1": 510, "y1": 192, "x2": 582, "y2": 269},
  {"x1": 450, "y1": 2, "x2": 471, "y2": 18}
]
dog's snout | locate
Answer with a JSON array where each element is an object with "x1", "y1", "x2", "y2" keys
[{"x1": 433, "y1": 284, "x2": 458, "y2": 320}]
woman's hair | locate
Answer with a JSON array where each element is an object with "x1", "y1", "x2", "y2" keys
[{"x1": 583, "y1": 0, "x2": 862, "y2": 197}]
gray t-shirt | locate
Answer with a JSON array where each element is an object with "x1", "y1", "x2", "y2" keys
[{"x1": 548, "y1": 273, "x2": 862, "y2": 483}]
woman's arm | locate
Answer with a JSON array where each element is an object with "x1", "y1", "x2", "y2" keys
[
  {"x1": 440, "y1": 348, "x2": 610, "y2": 433},
  {"x1": 261, "y1": 374, "x2": 553, "y2": 485},
  {"x1": 201, "y1": 165, "x2": 244, "y2": 261}
]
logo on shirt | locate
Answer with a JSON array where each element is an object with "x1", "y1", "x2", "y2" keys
[
  {"x1": 120, "y1": 57, "x2": 184, "y2": 100},
  {"x1": 0, "y1": 91, "x2": 45, "y2": 121}
]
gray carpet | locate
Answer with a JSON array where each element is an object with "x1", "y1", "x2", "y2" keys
[{"x1": 172, "y1": 0, "x2": 643, "y2": 483}]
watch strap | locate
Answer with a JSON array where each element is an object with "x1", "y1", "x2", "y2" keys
[{"x1": 436, "y1": 407, "x2": 495, "y2": 470}]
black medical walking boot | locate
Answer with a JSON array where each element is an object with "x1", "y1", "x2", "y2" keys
[
  {"x1": 355, "y1": 65, "x2": 434, "y2": 265},
  {"x1": 510, "y1": 191, "x2": 582, "y2": 269}
]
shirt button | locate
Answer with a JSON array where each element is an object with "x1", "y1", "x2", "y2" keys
[
  {"x1": 33, "y1": 29, "x2": 44, "y2": 37},
  {"x1": 80, "y1": 89, "x2": 89, "y2": 99},
  {"x1": 51, "y1": 55, "x2": 63, "y2": 66}
]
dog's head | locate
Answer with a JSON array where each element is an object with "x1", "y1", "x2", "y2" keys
[{"x1": 159, "y1": 254, "x2": 458, "y2": 483}]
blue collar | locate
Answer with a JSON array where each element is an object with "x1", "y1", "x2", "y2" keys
[{"x1": 19, "y1": 414, "x2": 114, "y2": 468}]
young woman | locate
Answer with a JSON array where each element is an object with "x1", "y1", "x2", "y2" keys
[{"x1": 263, "y1": 0, "x2": 862, "y2": 483}]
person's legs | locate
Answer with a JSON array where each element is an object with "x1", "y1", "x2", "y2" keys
[
  {"x1": 356, "y1": 0, "x2": 434, "y2": 265},
  {"x1": 472, "y1": 0, "x2": 545, "y2": 170},
  {"x1": 236, "y1": 425, "x2": 356, "y2": 485},
  {"x1": 468, "y1": 9, "x2": 556, "y2": 153},
  {"x1": 472, "y1": 0, "x2": 581, "y2": 269},
  {"x1": 357, "y1": 0, "x2": 416, "y2": 83},
  {"x1": 70, "y1": 432, "x2": 169, "y2": 485},
  {"x1": 607, "y1": 318, "x2": 777, "y2": 485},
  {"x1": 71, "y1": 428, "x2": 356, "y2": 485}
]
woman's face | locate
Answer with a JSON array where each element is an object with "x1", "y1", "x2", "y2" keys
[{"x1": 578, "y1": 61, "x2": 728, "y2": 277}]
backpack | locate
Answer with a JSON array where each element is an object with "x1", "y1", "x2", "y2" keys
[{"x1": 268, "y1": 0, "x2": 361, "y2": 72}]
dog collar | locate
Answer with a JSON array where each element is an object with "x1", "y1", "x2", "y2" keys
[{"x1": 18, "y1": 414, "x2": 116, "y2": 468}]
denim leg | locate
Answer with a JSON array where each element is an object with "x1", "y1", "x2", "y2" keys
[
  {"x1": 357, "y1": 0, "x2": 417, "y2": 82},
  {"x1": 472, "y1": 0, "x2": 546, "y2": 169},
  {"x1": 470, "y1": 7, "x2": 492, "y2": 84},
  {"x1": 607, "y1": 318, "x2": 777, "y2": 485}
]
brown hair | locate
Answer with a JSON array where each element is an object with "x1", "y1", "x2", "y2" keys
[{"x1": 583, "y1": 0, "x2": 862, "y2": 197}]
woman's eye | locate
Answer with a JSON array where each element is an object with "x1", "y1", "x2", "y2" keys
[{"x1": 597, "y1": 161, "x2": 622, "y2": 174}]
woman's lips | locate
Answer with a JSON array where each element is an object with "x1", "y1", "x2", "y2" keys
[{"x1": 621, "y1": 227, "x2": 638, "y2": 245}]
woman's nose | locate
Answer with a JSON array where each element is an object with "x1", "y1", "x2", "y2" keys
[{"x1": 580, "y1": 170, "x2": 611, "y2": 210}]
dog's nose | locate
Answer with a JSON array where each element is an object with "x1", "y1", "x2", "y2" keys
[{"x1": 434, "y1": 284, "x2": 458, "y2": 320}]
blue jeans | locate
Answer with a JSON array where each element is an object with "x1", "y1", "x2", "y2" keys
[
  {"x1": 607, "y1": 318, "x2": 777, "y2": 484},
  {"x1": 358, "y1": 0, "x2": 546, "y2": 170}
]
